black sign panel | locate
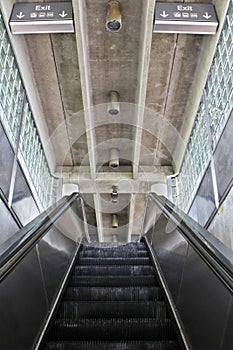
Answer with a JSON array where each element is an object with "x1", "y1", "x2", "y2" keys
[
  {"x1": 154, "y1": 2, "x2": 218, "y2": 34},
  {"x1": 10, "y1": 2, "x2": 74, "y2": 34}
]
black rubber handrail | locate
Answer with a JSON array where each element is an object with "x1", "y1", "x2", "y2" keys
[
  {"x1": 148, "y1": 193, "x2": 233, "y2": 293},
  {"x1": 0, "y1": 192, "x2": 80, "y2": 280}
]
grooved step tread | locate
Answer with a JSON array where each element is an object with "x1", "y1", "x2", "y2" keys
[
  {"x1": 74, "y1": 265, "x2": 155, "y2": 276},
  {"x1": 80, "y1": 250, "x2": 149, "y2": 258},
  {"x1": 58, "y1": 301, "x2": 168, "y2": 319},
  {"x1": 49, "y1": 318, "x2": 177, "y2": 341},
  {"x1": 64, "y1": 286, "x2": 163, "y2": 301},
  {"x1": 78, "y1": 257, "x2": 151, "y2": 265},
  {"x1": 44, "y1": 340, "x2": 180, "y2": 350},
  {"x1": 81, "y1": 242, "x2": 146, "y2": 251},
  {"x1": 69, "y1": 275, "x2": 157, "y2": 287}
]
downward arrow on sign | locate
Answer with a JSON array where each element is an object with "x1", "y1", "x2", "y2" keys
[
  {"x1": 160, "y1": 11, "x2": 169, "y2": 18},
  {"x1": 16, "y1": 12, "x2": 25, "y2": 19},
  {"x1": 59, "y1": 10, "x2": 68, "y2": 18},
  {"x1": 203, "y1": 12, "x2": 212, "y2": 19}
]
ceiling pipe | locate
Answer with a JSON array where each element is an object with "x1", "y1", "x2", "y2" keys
[
  {"x1": 108, "y1": 90, "x2": 120, "y2": 116},
  {"x1": 109, "y1": 148, "x2": 119, "y2": 168},
  {"x1": 112, "y1": 214, "x2": 118, "y2": 228},
  {"x1": 106, "y1": 1, "x2": 122, "y2": 32}
]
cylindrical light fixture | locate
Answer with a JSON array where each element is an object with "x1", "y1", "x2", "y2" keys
[
  {"x1": 111, "y1": 186, "x2": 118, "y2": 203},
  {"x1": 112, "y1": 214, "x2": 118, "y2": 228},
  {"x1": 106, "y1": 1, "x2": 122, "y2": 32},
  {"x1": 109, "y1": 148, "x2": 119, "y2": 168},
  {"x1": 108, "y1": 91, "x2": 120, "y2": 116}
]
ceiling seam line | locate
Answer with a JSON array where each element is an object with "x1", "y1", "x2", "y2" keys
[
  {"x1": 153, "y1": 33, "x2": 179, "y2": 164},
  {"x1": 49, "y1": 34, "x2": 76, "y2": 166}
]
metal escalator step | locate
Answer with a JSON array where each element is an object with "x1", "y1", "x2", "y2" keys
[
  {"x1": 78, "y1": 257, "x2": 151, "y2": 265},
  {"x1": 44, "y1": 340, "x2": 180, "y2": 349},
  {"x1": 48, "y1": 318, "x2": 177, "y2": 341},
  {"x1": 58, "y1": 301, "x2": 168, "y2": 319},
  {"x1": 69, "y1": 275, "x2": 157, "y2": 287},
  {"x1": 64, "y1": 286, "x2": 163, "y2": 301},
  {"x1": 74, "y1": 264, "x2": 155, "y2": 276},
  {"x1": 81, "y1": 242, "x2": 146, "y2": 251},
  {"x1": 80, "y1": 250, "x2": 149, "y2": 258}
]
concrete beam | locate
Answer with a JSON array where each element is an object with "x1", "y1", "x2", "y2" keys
[
  {"x1": 72, "y1": 0, "x2": 96, "y2": 178},
  {"x1": 130, "y1": 0, "x2": 155, "y2": 242},
  {"x1": 133, "y1": 0, "x2": 155, "y2": 178}
]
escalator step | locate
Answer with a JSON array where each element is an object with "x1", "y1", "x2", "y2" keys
[
  {"x1": 81, "y1": 242, "x2": 146, "y2": 251},
  {"x1": 64, "y1": 286, "x2": 163, "y2": 301},
  {"x1": 69, "y1": 275, "x2": 157, "y2": 287},
  {"x1": 74, "y1": 265, "x2": 155, "y2": 276},
  {"x1": 80, "y1": 250, "x2": 149, "y2": 258},
  {"x1": 78, "y1": 257, "x2": 151, "y2": 265},
  {"x1": 44, "y1": 340, "x2": 180, "y2": 349},
  {"x1": 58, "y1": 301, "x2": 168, "y2": 319},
  {"x1": 48, "y1": 318, "x2": 177, "y2": 341}
]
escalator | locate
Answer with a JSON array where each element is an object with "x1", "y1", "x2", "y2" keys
[
  {"x1": 0, "y1": 193, "x2": 232, "y2": 350},
  {"x1": 42, "y1": 241, "x2": 183, "y2": 349}
]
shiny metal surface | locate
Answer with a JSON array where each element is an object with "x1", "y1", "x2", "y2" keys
[
  {"x1": 214, "y1": 111, "x2": 233, "y2": 200},
  {"x1": 145, "y1": 193, "x2": 233, "y2": 349},
  {"x1": 152, "y1": 214, "x2": 188, "y2": 303},
  {"x1": 194, "y1": 165, "x2": 216, "y2": 227},
  {"x1": 0, "y1": 247, "x2": 47, "y2": 350},
  {"x1": 142, "y1": 196, "x2": 160, "y2": 236},
  {"x1": 53, "y1": 200, "x2": 85, "y2": 243},
  {"x1": 177, "y1": 245, "x2": 231, "y2": 350},
  {"x1": 0, "y1": 194, "x2": 83, "y2": 349},
  {"x1": 38, "y1": 226, "x2": 76, "y2": 306},
  {"x1": 221, "y1": 297, "x2": 233, "y2": 349},
  {"x1": 145, "y1": 236, "x2": 191, "y2": 350}
]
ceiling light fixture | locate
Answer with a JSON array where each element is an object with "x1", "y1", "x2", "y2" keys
[
  {"x1": 108, "y1": 90, "x2": 120, "y2": 116},
  {"x1": 109, "y1": 148, "x2": 119, "y2": 168},
  {"x1": 106, "y1": 1, "x2": 122, "y2": 33}
]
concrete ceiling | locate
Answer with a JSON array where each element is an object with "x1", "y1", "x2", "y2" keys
[{"x1": 1, "y1": 0, "x2": 229, "y2": 242}]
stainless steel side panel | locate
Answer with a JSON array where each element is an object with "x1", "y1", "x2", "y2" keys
[
  {"x1": 221, "y1": 297, "x2": 233, "y2": 349},
  {"x1": 177, "y1": 245, "x2": 231, "y2": 350},
  {"x1": 38, "y1": 226, "x2": 76, "y2": 306},
  {"x1": 152, "y1": 215, "x2": 188, "y2": 302},
  {"x1": 150, "y1": 213, "x2": 232, "y2": 350},
  {"x1": 194, "y1": 165, "x2": 216, "y2": 227},
  {"x1": 0, "y1": 247, "x2": 47, "y2": 350}
]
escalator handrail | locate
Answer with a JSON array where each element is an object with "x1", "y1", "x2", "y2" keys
[
  {"x1": 0, "y1": 192, "x2": 80, "y2": 280},
  {"x1": 148, "y1": 193, "x2": 233, "y2": 293}
]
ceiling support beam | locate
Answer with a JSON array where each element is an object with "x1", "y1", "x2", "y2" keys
[
  {"x1": 72, "y1": 0, "x2": 103, "y2": 239},
  {"x1": 130, "y1": 0, "x2": 155, "y2": 240},
  {"x1": 133, "y1": 0, "x2": 155, "y2": 178},
  {"x1": 127, "y1": 193, "x2": 135, "y2": 242},
  {"x1": 94, "y1": 194, "x2": 104, "y2": 242},
  {"x1": 72, "y1": 0, "x2": 96, "y2": 178}
]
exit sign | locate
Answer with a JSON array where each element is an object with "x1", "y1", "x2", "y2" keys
[
  {"x1": 9, "y1": 2, "x2": 74, "y2": 34},
  {"x1": 154, "y1": 2, "x2": 218, "y2": 35}
]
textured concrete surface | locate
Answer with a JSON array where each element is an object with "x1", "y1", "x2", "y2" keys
[{"x1": 2, "y1": 0, "x2": 228, "y2": 241}]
